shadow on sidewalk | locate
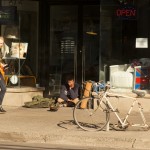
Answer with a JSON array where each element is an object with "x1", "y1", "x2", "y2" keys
[
  {"x1": 57, "y1": 120, "x2": 150, "y2": 132},
  {"x1": 57, "y1": 120, "x2": 81, "y2": 131}
]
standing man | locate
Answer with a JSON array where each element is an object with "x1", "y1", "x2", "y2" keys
[
  {"x1": 0, "y1": 37, "x2": 7, "y2": 112},
  {"x1": 57, "y1": 75, "x2": 80, "y2": 107}
]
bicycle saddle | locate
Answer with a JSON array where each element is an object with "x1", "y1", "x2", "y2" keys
[{"x1": 132, "y1": 90, "x2": 145, "y2": 97}]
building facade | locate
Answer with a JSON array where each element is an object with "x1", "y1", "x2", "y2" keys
[{"x1": 0, "y1": 0, "x2": 150, "y2": 94}]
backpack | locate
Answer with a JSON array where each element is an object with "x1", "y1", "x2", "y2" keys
[
  {"x1": 80, "y1": 80, "x2": 105, "y2": 109},
  {"x1": 24, "y1": 95, "x2": 56, "y2": 108},
  {"x1": 82, "y1": 80, "x2": 94, "y2": 98},
  {"x1": 92, "y1": 81, "x2": 105, "y2": 93},
  {"x1": 82, "y1": 80, "x2": 106, "y2": 98}
]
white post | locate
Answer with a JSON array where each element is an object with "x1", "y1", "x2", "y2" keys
[{"x1": 106, "y1": 114, "x2": 110, "y2": 131}]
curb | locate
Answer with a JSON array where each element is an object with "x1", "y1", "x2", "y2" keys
[{"x1": 0, "y1": 131, "x2": 150, "y2": 149}]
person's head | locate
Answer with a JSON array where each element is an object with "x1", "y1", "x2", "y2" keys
[
  {"x1": 66, "y1": 75, "x2": 75, "y2": 87},
  {"x1": 0, "y1": 37, "x2": 4, "y2": 48}
]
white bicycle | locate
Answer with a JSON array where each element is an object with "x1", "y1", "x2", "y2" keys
[{"x1": 73, "y1": 86, "x2": 149, "y2": 131}]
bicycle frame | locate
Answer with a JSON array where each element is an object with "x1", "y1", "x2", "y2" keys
[{"x1": 99, "y1": 91, "x2": 149, "y2": 129}]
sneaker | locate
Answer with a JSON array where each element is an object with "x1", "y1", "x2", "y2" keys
[
  {"x1": 63, "y1": 103, "x2": 67, "y2": 107},
  {"x1": 58, "y1": 103, "x2": 63, "y2": 107},
  {"x1": 0, "y1": 107, "x2": 6, "y2": 112},
  {"x1": 49, "y1": 103, "x2": 59, "y2": 112},
  {"x1": 62, "y1": 101, "x2": 68, "y2": 107}
]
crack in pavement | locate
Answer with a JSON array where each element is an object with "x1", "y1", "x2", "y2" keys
[{"x1": 132, "y1": 138, "x2": 136, "y2": 148}]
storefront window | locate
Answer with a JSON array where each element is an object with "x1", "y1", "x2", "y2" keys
[
  {"x1": 1, "y1": 0, "x2": 39, "y2": 86},
  {"x1": 100, "y1": 0, "x2": 150, "y2": 82},
  {"x1": 49, "y1": 6, "x2": 78, "y2": 89},
  {"x1": 83, "y1": 5, "x2": 100, "y2": 81}
]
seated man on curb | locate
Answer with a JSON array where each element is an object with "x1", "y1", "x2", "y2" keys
[{"x1": 57, "y1": 75, "x2": 80, "y2": 107}]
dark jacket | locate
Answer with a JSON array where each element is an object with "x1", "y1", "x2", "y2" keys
[{"x1": 60, "y1": 83, "x2": 80, "y2": 101}]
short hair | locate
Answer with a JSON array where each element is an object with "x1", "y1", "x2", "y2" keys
[{"x1": 66, "y1": 74, "x2": 74, "y2": 82}]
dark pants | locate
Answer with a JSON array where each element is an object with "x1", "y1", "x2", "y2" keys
[{"x1": 0, "y1": 73, "x2": 6, "y2": 105}]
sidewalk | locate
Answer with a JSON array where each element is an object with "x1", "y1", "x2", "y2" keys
[{"x1": 0, "y1": 106, "x2": 150, "y2": 149}]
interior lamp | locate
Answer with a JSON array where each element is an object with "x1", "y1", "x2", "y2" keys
[
  {"x1": 4, "y1": 25, "x2": 19, "y2": 40},
  {"x1": 86, "y1": 31, "x2": 97, "y2": 36},
  {"x1": 86, "y1": 21, "x2": 97, "y2": 36}
]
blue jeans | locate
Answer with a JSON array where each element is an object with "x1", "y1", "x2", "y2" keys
[{"x1": 0, "y1": 73, "x2": 6, "y2": 105}]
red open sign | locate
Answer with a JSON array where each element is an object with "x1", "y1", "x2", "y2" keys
[
  {"x1": 116, "y1": 4, "x2": 137, "y2": 20},
  {"x1": 116, "y1": 9, "x2": 136, "y2": 16}
]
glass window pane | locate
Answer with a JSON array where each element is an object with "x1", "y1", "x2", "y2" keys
[
  {"x1": 49, "y1": 5, "x2": 78, "y2": 94},
  {"x1": 83, "y1": 5, "x2": 100, "y2": 81}
]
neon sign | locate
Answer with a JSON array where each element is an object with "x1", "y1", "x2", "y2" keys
[{"x1": 116, "y1": 4, "x2": 137, "y2": 20}]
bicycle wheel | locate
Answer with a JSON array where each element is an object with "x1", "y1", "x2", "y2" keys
[{"x1": 73, "y1": 97, "x2": 110, "y2": 131}]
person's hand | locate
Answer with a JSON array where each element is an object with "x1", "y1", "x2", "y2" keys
[
  {"x1": 1, "y1": 63, "x2": 8, "y2": 70},
  {"x1": 69, "y1": 84, "x2": 74, "y2": 89},
  {"x1": 1, "y1": 63, "x2": 7, "y2": 67}
]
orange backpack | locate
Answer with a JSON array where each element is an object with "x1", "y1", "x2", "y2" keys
[
  {"x1": 83, "y1": 80, "x2": 93, "y2": 98},
  {"x1": 80, "y1": 80, "x2": 93, "y2": 109}
]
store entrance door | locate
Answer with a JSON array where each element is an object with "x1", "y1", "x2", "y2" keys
[{"x1": 49, "y1": 5, "x2": 100, "y2": 92}]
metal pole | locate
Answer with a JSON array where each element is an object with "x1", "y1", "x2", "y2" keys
[
  {"x1": 99, "y1": 0, "x2": 101, "y2": 81},
  {"x1": 18, "y1": 10, "x2": 21, "y2": 87},
  {"x1": 104, "y1": 64, "x2": 107, "y2": 83}
]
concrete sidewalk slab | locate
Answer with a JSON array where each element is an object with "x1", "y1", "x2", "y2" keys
[{"x1": 0, "y1": 106, "x2": 150, "y2": 149}]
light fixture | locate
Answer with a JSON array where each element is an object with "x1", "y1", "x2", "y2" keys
[
  {"x1": 4, "y1": 25, "x2": 19, "y2": 40},
  {"x1": 86, "y1": 31, "x2": 97, "y2": 36},
  {"x1": 86, "y1": 20, "x2": 97, "y2": 36}
]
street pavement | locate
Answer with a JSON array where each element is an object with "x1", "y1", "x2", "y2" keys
[{"x1": 0, "y1": 105, "x2": 150, "y2": 149}]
